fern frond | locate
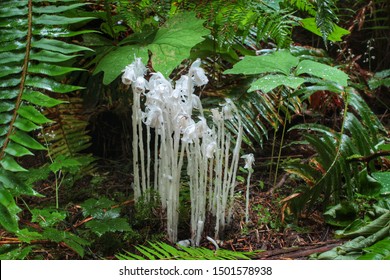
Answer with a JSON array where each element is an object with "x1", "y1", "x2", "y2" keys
[
  {"x1": 0, "y1": 0, "x2": 93, "y2": 172},
  {"x1": 285, "y1": 89, "x2": 386, "y2": 211},
  {"x1": 287, "y1": 0, "x2": 316, "y2": 16},
  {"x1": 0, "y1": 0, "x2": 94, "y2": 232},
  {"x1": 315, "y1": 0, "x2": 339, "y2": 45},
  {"x1": 40, "y1": 97, "x2": 92, "y2": 159},
  {"x1": 116, "y1": 242, "x2": 255, "y2": 260}
]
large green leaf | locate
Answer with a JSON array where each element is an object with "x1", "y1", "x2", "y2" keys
[
  {"x1": 336, "y1": 211, "x2": 390, "y2": 238},
  {"x1": 296, "y1": 59, "x2": 349, "y2": 86},
  {"x1": 224, "y1": 50, "x2": 299, "y2": 75},
  {"x1": 249, "y1": 74, "x2": 305, "y2": 92},
  {"x1": 95, "y1": 11, "x2": 209, "y2": 84},
  {"x1": 300, "y1": 17, "x2": 350, "y2": 42},
  {"x1": 148, "y1": 11, "x2": 210, "y2": 77},
  {"x1": 94, "y1": 45, "x2": 148, "y2": 85}
]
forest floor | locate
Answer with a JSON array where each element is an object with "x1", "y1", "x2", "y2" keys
[{"x1": 0, "y1": 130, "x2": 349, "y2": 260}]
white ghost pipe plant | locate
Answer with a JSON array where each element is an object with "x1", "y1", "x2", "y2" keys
[
  {"x1": 122, "y1": 58, "x2": 148, "y2": 201},
  {"x1": 122, "y1": 57, "x2": 243, "y2": 244},
  {"x1": 241, "y1": 153, "x2": 255, "y2": 223}
]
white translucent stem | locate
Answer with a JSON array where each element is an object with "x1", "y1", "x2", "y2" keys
[
  {"x1": 132, "y1": 92, "x2": 140, "y2": 201},
  {"x1": 245, "y1": 170, "x2": 252, "y2": 223},
  {"x1": 138, "y1": 111, "x2": 147, "y2": 199},
  {"x1": 146, "y1": 125, "x2": 151, "y2": 195}
]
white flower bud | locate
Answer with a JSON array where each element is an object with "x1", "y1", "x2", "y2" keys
[{"x1": 241, "y1": 153, "x2": 255, "y2": 169}]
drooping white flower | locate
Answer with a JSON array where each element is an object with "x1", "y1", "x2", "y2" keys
[
  {"x1": 134, "y1": 76, "x2": 148, "y2": 94},
  {"x1": 222, "y1": 99, "x2": 234, "y2": 120},
  {"x1": 143, "y1": 104, "x2": 163, "y2": 128},
  {"x1": 210, "y1": 108, "x2": 223, "y2": 122},
  {"x1": 181, "y1": 120, "x2": 197, "y2": 143},
  {"x1": 190, "y1": 59, "x2": 208, "y2": 87},
  {"x1": 195, "y1": 117, "x2": 209, "y2": 138},
  {"x1": 121, "y1": 57, "x2": 147, "y2": 85},
  {"x1": 241, "y1": 153, "x2": 255, "y2": 169},
  {"x1": 205, "y1": 141, "x2": 217, "y2": 158},
  {"x1": 122, "y1": 64, "x2": 136, "y2": 85},
  {"x1": 175, "y1": 112, "x2": 192, "y2": 132},
  {"x1": 149, "y1": 72, "x2": 172, "y2": 96},
  {"x1": 173, "y1": 75, "x2": 189, "y2": 99}
]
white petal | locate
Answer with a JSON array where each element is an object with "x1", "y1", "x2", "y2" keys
[{"x1": 241, "y1": 153, "x2": 255, "y2": 169}]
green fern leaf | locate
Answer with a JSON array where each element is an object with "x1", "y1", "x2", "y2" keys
[
  {"x1": 31, "y1": 38, "x2": 92, "y2": 54},
  {"x1": 118, "y1": 241, "x2": 255, "y2": 260},
  {"x1": 1, "y1": 155, "x2": 28, "y2": 172},
  {"x1": 17, "y1": 106, "x2": 52, "y2": 125}
]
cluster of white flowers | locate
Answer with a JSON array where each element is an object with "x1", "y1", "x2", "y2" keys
[{"x1": 122, "y1": 58, "x2": 244, "y2": 244}]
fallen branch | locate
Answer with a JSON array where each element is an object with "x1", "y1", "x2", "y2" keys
[
  {"x1": 347, "y1": 150, "x2": 390, "y2": 164},
  {"x1": 254, "y1": 241, "x2": 343, "y2": 259}
]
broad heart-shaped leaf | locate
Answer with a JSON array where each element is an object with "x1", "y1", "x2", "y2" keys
[
  {"x1": 94, "y1": 45, "x2": 149, "y2": 85},
  {"x1": 248, "y1": 74, "x2": 305, "y2": 93},
  {"x1": 296, "y1": 60, "x2": 349, "y2": 86},
  {"x1": 148, "y1": 11, "x2": 210, "y2": 77},
  {"x1": 300, "y1": 17, "x2": 350, "y2": 42},
  {"x1": 224, "y1": 50, "x2": 299, "y2": 76}
]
